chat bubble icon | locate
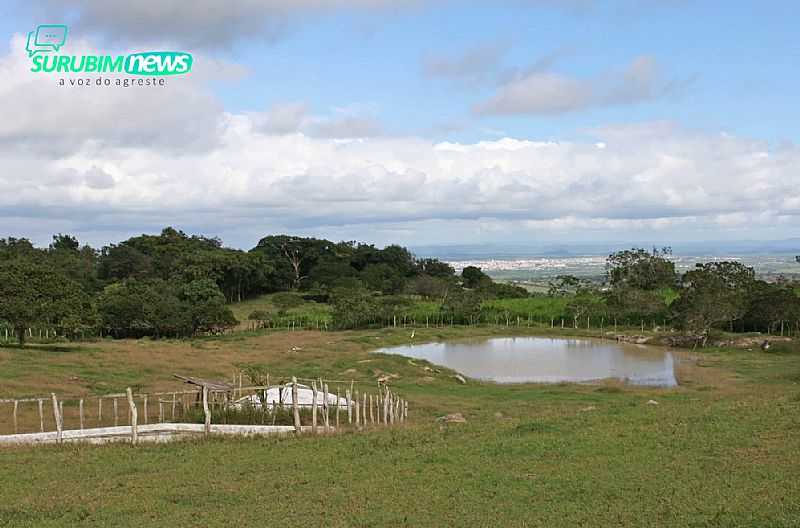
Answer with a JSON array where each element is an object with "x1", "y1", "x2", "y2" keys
[{"x1": 25, "y1": 24, "x2": 68, "y2": 57}]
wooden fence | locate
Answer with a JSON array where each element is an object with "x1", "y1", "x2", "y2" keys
[{"x1": 0, "y1": 377, "x2": 409, "y2": 445}]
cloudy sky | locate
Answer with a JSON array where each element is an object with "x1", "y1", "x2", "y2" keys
[{"x1": 2, "y1": 1, "x2": 799, "y2": 249}]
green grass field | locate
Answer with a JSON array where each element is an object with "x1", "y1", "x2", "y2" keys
[
  {"x1": 1, "y1": 326, "x2": 799, "y2": 526},
  {"x1": 229, "y1": 292, "x2": 333, "y2": 329},
  {"x1": 230, "y1": 293, "x2": 571, "y2": 329}
]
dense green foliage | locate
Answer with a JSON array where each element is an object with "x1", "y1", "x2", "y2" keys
[
  {"x1": 2, "y1": 230, "x2": 800, "y2": 343},
  {"x1": 0, "y1": 229, "x2": 461, "y2": 341}
]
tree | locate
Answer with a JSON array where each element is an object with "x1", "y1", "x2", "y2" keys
[
  {"x1": 361, "y1": 263, "x2": 405, "y2": 294},
  {"x1": 252, "y1": 235, "x2": 333, "y2": 290},
  {"x1": 741, "y1": 281, "x2": 800, "y2": 333},
  {"x1": 0, "y1": 238, "x2": 38, "y2": 261},
  {"x1": 416, "y1": 258, "x2": 455, "y2": 278},
  {"x1": 47, "y1": 234, "x2": 99, "y2": 294},
  {"x1": 566, "y1": 285, "x2": 607, "y2": 328},
  {"x1": 49, "y1": 234, "x2": 79, "y2": 252},
  {"x1": 330, "y1": 287, "x2": 378, "y2": 329},
  {"x1": 605, "y1": 286, "x2": 669, "y2": 324},
  {"x1": 671, "y1": 262, "x2": 756, "y2": 336},
  {"x1": 606, "y1": 247, "x2": 676, "y2": 290},
  {"x1": 547, "y1": 275, "x2": 589, "y2": 296},
  {"x1": 0, "y1": 259, "x2": 91, "y2": 345},
  {"x1": 461, "y1": 266, "x2": 491, "y2": 289},
  {"x1": 406, "y1": 274, "x2": 451, "y2": 299},
  {"x1": 180, "y1": 279, "x2": 238, "y2": 334},
  {"x1": 441, "y1": 289, "x2": 482, "y2": 324}
]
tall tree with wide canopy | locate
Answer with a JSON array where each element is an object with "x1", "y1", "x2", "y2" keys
[
  {"x1": 251, "y1": 235, "x2": 334, "y2": 290},
  {"x1": 0, "y1": 259, "x2": 92, "y2": 345},
  {"x1": 606, "y1": 247, "x2": 676, "y2": 290},
  {"x1": 671, "y1": 261, "x2": 757, "y2": 336}
]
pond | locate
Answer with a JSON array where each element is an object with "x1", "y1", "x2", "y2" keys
[{"x1": 375, "y1": 337, "x2": 678, "y2": 386}]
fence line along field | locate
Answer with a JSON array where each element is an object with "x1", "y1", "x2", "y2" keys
[
  {"x1": 0, "y1": 367, "x2": 409, "y2": 445},
  {"x1": 1, "y1": 326, "x2": 799, "y2": 526}
]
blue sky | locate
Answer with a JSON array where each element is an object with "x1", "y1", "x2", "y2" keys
[
  {"x1": 198, "y1": 1, "x2": 800, "y2": 143},
  {"x1": 2, "y1": 1, "x2": 800, "y2": 249}
]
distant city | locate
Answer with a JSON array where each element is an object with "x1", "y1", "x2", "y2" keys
[{"x1": 412, "y1": 241, "x2": 800, "y2": 286}]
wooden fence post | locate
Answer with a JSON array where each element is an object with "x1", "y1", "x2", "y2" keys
[
  {"x1": 291, "y1": 377, "x2": 301, "y2": 433},
  {"x1": 354, "y1": 391, "x2": 360, "y2": 430},
  {"x1": 404, "y1": 400, "x2": 408, "y2": 421},
  {"x1": 336, "y1": 387, "x2": 340, "y2": 428},
  {"x1": 362, "y1": 393, "x2": 367, "y2": 427},
  {"x1": 311, "y1": 381, "x2": 318, "y2": 434},
  {"x1": 171, "y1": 393, "x2": 177, "y2": 420},
  {"x1": 113, "y1": 398, "x2": 119, "y2": 426},
  {"x1": 346, "y1": 390, "x2": 352, "y2": 424},
  {"x1": 79, "y1": 399, "x2": 84, "y2": 430},
  {"x1": 13, "y1": 400, "x2": 18, "y2": 434},
  {"x1": 202, "y1": 386, "x2": 211, "y2": 435},
  {"x1": 369, "y1": 394, "x2": 374, "y2": 425},
  {"x1": 38, "y1": 399, "x2": 44, "y2": 432},
  {"x1": 126, "y1": 388, "x2": 138, "y2": 445},
  {"x1": 142, "y1": 395, "x2": 148, "y2": 425},
  {"x1": 383, "y1": 389, "x2": 389, "y2": 425},
  {"x1": 323, "y1": 383, "x2": 330, "y2": 432},
  {"x1": 51, "y1": 394, "x2": 63, "y2": 443}
]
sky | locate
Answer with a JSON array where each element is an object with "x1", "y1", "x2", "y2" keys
[{"x1": 2, "y1": 0, "x2": 800, "y2": 250}]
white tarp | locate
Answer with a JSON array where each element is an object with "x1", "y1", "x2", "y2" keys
[{"x1": 231, "y1": 383, "x2": 348, "y2": 409}]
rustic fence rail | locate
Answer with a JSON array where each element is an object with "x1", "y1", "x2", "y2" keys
[{"x1": 0, "y1": 374, "x2": 409, "y2": 444}]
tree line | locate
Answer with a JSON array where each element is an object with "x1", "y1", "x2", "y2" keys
[
  {"x1": 1, "y1": 230, "x2": 797, "y2": 344},
  {"x1": 0, "y1": 228, "x2": 523, "y2": 343},
  {"x1": 553, "y1": 248, "x2": 800, "y2": 338}
]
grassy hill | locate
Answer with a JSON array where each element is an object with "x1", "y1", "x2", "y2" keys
[{"x1": 0, "y1": 327, "x2": 799, "y2": 526}]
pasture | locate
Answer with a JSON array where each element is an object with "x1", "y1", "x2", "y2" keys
[{"x1": 1, "y1": 326, "x2": 799, "y2": 526}]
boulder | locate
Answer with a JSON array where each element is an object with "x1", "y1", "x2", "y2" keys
[{"x1": 437, "y1": 413, "x2": 467, "y2": 424}]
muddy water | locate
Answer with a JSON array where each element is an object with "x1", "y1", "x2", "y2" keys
[{"x1": 376, "y1": 337, "x2": 677, "y2": 386}]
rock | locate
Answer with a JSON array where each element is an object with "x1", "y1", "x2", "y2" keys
[
  {"x1": 453, "y1": 374, "x2": 467, "y2": 385},
  {"x1": 579, "y1": 406, "x2": 597, "y2": 412},
  {"x1": 646, "y1": 400, "x2": 659, "y2": 406},
  {"x1": 615, "y1": 335, "x2": 652, "y2": 345},
  {"x1": 437, "y1": 413, "x2": 467, "y2": 424}
]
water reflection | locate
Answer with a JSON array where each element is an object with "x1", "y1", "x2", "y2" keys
[{"x1": 376, "y1": 337, "x2": 677, "y2": 386}]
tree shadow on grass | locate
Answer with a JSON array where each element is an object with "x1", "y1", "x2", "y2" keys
[{"x1": 0, "y1": 343, "x2": 86, "y2": 354}]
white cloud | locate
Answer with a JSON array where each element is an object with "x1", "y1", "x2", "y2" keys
[
  {"x1": 0, "y1": 35, "x2": 234, "y2": 155},
  {"x1": 0, "y1": 35, "x2": 797, "y2": 247}
]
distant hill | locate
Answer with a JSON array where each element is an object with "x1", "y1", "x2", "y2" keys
[{"x1": 412, "y1": 240, "x2": 800, "y2": 260}]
